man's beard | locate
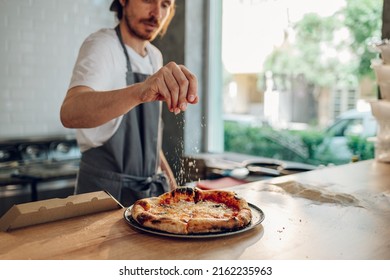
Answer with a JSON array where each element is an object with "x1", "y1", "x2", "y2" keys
[{"x1": 124, "y1": 15, "x2": 161, "y2": 41}]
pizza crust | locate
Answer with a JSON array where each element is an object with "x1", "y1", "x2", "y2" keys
[{"x1": 131, "y1": 187, "x2": 252, "y2": 235}]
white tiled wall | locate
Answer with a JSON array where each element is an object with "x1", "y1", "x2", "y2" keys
[{"x1": 0, "y1": 0, "x2": 116, "y2": 139}]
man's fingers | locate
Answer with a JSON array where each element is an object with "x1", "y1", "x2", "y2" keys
[
  {"x1": 155, "y1": 75, "x2": 172, "y2": 111},
  {"x1": 170, "y1": 63, "x2": 190, "y2": 112},
  {"x1": 179, "y1": 65, "x2": 198, "y2": 104},
  {"x1": 145, "y1": 62, "x2": 198, "y2": 114},
  {"x1": 161, "y1": 64, "x2": 180, "y2": 112}
]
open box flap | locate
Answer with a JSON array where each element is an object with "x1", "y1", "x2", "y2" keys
[{"x1": 0, "y1": 191, "x2": 121, "y2": 232}]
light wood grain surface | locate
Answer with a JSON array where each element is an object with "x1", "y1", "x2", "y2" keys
[{"x1": 1, "y1": 160, "x2": 389, "y2": 260}]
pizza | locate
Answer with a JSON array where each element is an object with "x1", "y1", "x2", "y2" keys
[{"x1": 130, "y1": 187, "x2": 252, "y2": 235}]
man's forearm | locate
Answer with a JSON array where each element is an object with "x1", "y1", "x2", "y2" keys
[{"x1": 60, "y1": 84, "x2": 142, "y2": 128}]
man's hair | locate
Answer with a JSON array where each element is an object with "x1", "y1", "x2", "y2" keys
[{"x1": 115, "y1": 0, "x2": 176, "y2": 37}]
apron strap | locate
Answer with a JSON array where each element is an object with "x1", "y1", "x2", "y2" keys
[{"x1": 115, "y1": 25, "x2": 135, "y2": 85}]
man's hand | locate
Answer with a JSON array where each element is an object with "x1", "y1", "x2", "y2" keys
[
  {"x1": 61, "y1": 62, "x2": 199, "y2": 129},
  {"x1": 139, "y1": 62, "x2": 199, "y2": 114}
]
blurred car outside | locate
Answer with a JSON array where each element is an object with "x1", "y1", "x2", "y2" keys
[{"x1": 315, "y1": 109, "x2": 378, "y2": 164}]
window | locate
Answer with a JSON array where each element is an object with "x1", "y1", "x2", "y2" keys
[{"x1": 215, "y1": 0, "x2": 382, "y2": 165}]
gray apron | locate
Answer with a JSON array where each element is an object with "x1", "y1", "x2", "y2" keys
[{"x1": 75, "y1": 25, "x2": 169, "y2": 206}]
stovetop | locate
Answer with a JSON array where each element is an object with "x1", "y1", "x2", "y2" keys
[
  {"x1": 14, "y1": 159, "x2": 80, "y2": 180},
  {"x1": 0, "y1": 135, "x2": 81, "y2": 182}
]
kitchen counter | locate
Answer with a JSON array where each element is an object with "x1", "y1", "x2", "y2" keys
[{"x1": 0, "y1": 159, "x2": 389, "y2": 260}]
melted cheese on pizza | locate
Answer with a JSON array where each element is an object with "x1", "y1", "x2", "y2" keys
[
  {"x1": 131, "y1": 187, "x2": 253, "y2": 234},
  {"x1": 149, "y1": 200, "x2": 236, "y2": 221}
]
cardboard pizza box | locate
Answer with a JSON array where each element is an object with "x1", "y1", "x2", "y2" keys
[{"x1": 0, "y1": 191, "x2": 121, "y2": 232}]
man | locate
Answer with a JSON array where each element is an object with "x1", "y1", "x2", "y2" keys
[{"x1": 60, "y1": 0, "x2": 198, "y2": 206}]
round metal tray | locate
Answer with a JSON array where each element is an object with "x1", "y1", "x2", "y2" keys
[{"x1": 124, "y1": 203, "x2": 265, "y2": 239}]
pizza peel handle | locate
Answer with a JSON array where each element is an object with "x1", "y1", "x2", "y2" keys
[{"x1": 103, "y1": 190, "x2": 125, "y2": 208}]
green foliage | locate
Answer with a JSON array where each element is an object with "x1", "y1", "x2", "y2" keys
[
  {"x1": 347, "y1": 135, "x2": 375, "y2": 160},
  {"x1": 291, "y1": 129, "x2": 325, "y2": 159},
  {"x1": 224, "y1": 121, "x2": 375, "y2": 166},
  {"x1": 225, "y1": 122, "x2": 320, "y2": 164},
  {"x1": 263, "y1": 0, "x2": 382, "y2": 87},
  {"x1": 343, "y1": 0, "x2": 383, "y2": 78}
]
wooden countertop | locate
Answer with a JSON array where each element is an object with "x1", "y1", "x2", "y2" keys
[{"x1": 1, "y1": 159, "x2": 390, "y2": 260}]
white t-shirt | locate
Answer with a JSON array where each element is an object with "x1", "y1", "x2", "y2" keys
[{"x1": 68, "y1": 28, "x2": 163, "y2": 152}]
